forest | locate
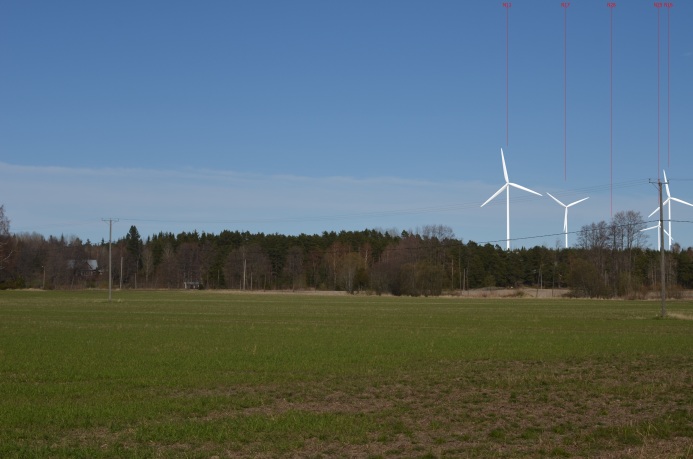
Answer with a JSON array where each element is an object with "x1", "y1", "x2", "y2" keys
[{"x1": 1, "y1": 205, "x2": 693, "y2": 298}]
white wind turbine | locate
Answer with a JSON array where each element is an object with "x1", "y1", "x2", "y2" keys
[
  {"x1": 640, "y1": 221, "x2": 670, "y2": 251},
  {"x1": 648, "y1": 170, "x2": 693, "y2": 249},
  {"x1": 481, "y1": 148, "x2": 542, "y2": 250},
  {"x1": 546, "y1": 193, "x2": 589, "y2": 249}
]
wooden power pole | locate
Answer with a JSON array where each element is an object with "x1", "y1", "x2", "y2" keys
[{"x1": 102, "y1": 218, "x2": 118, "y2": 302}]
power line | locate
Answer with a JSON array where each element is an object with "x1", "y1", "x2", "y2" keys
[{"x1": 116, "y1": 179, "x2": 651, "y2": 227}]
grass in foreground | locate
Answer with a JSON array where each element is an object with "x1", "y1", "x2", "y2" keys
[{"x1": 0, "y1": 290, "x2": 692, "y2": 458}]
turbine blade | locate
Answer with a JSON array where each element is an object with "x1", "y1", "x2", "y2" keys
[
  {"x1": 648, "y1": 207, "x2": 660, "y2": 218},
  {"x1": 509, "y1": 183, "x2": 542, "y2": 196},
  {"x1": 546, "y1": 192, "x2": 566, "y2": 207},
  {"x1": 640, "y1": 224, "x2": 659, "y2": 232},
  {"x1": 670, "y1": 197, "x2": 693, "y2": 207},
  {"x1": 563, "y1": 208, "x2": 568, "y2": 233},
  {"x1": 481, "y1": 184, "x2": 507, "y2": 207},
  {"x1": 566, "y1": 197, "x2": 589, "y2": 207},
  {"x1": 640, "y1": 224, "x2": 671, "y2": 240},
  {"x1": 640, "y1": 222, "x2": 659, "y2": 231},
  {"x1": 663, "y1": 170, "x2": 671, "y2": 198},
  {"x1": 501, "y1": 148, "x2": 509, "y2": 184}
]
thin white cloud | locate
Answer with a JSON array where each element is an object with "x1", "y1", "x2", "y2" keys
[
  {"x1": 0, "y1": 162, "x2": 487, "y2": 240},
  {"x1": 0, "y1": 162, "x2": 686, "y2": 248}
]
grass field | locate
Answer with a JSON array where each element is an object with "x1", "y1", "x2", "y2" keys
[{"x1": 1, "y1": 290, "x2": 692, "y2": 458}]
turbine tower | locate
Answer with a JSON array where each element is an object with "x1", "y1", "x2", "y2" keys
[
  {"x1": 649, "y1": 170, "x2": 693, "y2": 249},
  {"x1": 546, "y1": 193, "x2": 589, "y2": 249},
  {"x1": 481, "y1": 148, "x2": 542, "y2": 250}
]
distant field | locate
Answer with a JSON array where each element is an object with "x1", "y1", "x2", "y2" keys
[{"x1": 1, "y1": 290, "x2": 692, "y2": 458}]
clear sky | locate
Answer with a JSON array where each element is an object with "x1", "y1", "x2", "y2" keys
[{"x1": 1, "y1": 1, "x2": 692, "y2": 248}]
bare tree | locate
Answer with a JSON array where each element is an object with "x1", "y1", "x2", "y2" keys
[
  {"x1": 420, "y1": 224, "x2": 455, "y2": 242},
  {"x1": 284, "y1": 246, "x2": 304, "y2": 290},
  {"x1": 574, "y1": 211, "x2": 648, "y2": 297},
  {"x1": 577, "y1": 221, "x2": 610, "y2": 250},
  {"x1": 339, "y1": 252, "x2": 362, "y2": 293},
  {"x1": 610, "y1": 210, "x2": 647, "y2": 251},
  {"x1": 141, "y1": 246, "x2": 154, "y2": 287},
  {"x1": 12, "y1": 232, "x2": 46, "y2": 287},
  {"x1": 0, "y1": 205, "x2": 11, "y2": 273},
  {"x1": 226, "y1": 246, "x2": 248, "y2": 290},
  {"x1": 160, "y1": 243, "x2": 179, "y2": 288},
  {"x1": 178, "y1": 242, "x2": 201, "y2": 287},
  {"x1": 609, "y1": 211, "x2": 647, "y2": 296},
  {"x1": 0, "y1": 205, "x2": 9, "y2": 236},
  {"x1": 324, "y1": 242, "x2": 349, "y2": 290},
  {"x1": 199, "y1": 241, "x2": 217, "y2": 288},
  {"x1": 245, "y1": 243, "x2": 271, "y2": 290}
]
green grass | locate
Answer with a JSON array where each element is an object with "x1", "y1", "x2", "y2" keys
[{"x1": 1, "y1": 290, "x2": 692, "y2": 457}]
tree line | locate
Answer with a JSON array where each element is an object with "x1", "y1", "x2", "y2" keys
[{"x1": 1, "y1": 205, "x2": 692, "y2": 297}]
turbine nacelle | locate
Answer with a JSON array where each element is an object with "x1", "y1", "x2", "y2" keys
[
  {"x1": 648, "y1": 170, "x2": 693, "y2": 249},
  {"x1": 546, "y1": 193, "x2": 589, "y2": 249}
]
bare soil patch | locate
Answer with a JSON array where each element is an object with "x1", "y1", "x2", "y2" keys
[{"x1": 147, "y1": 358, "x2": 693, "y2": 458}]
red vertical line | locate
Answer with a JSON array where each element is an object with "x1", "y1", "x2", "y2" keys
[
  {"x1": 564, "y1": 6, "x2": 567, "y2": 181},
  {"x1": 506, "y1": 6, "x2": 509, "y2": 147},
  {"x1": 610, "y1": 7, "x2": 613, "y2": 217},
  {"x1": 667, "y1": 6, "x2": 670, "y2": 168},
  {"x1": 657, "y1": 8, "x2": 661, "y2": 181}
]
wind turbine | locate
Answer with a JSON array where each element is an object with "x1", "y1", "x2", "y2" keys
[
  {"x1": 648, "y1": 170, "x2": 693, "y2": 249},
  {"x1": 640, "y1": 222, "x2": 670, "y2": 251},
  {"x1": 481, "y1": 148, "x2": 542, "y2": 250},
  {"x1": 546, "y1": 193, "x2": 589, "y2": 249}
]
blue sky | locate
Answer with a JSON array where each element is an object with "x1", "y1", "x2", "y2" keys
[{"x1": 1, "y1": 1, "x2": 692, "y2": 248}]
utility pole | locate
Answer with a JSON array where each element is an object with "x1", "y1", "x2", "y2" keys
[
  {"x1": 451, "y1": 256, "x2": 454, "y2": 291},
  {"x1": 243, "y1": 257, "x2": 247, "y2": 290},
  {"x1": 458, "y1": 251, "x2": 462, "y2": 291},
  {"x1": 649, "y1": 179, "x2": 667, "y2": 318},
  {"x1": 658, "y1": 181, "x2": 666, "y2": 317},
  {"x1": 102, "y1": 218, "x2": 118, "y2": 302}
]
